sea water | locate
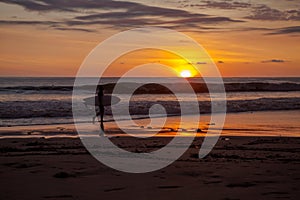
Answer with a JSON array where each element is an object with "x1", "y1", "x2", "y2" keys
[{"x1": 0, "y1": 77, "x2": 300, "y2": 133}]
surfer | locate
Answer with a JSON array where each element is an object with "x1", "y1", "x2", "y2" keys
[
  {"x1": 94, "y1": 85, "x2": 105, "y2": 135},
  {"x1": 86, "y1": 85, "x2": 119, "y2": 135}
]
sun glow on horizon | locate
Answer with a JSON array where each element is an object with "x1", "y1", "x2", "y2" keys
[{"x1": 180, "y1": 70, "x2": 192, "y2": 78}]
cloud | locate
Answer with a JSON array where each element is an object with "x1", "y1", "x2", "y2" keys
[
  {"x1": 0, "y1": 20, "x2": 94, "y2": 32},
  {"x1": 189, "y1": 1, "x2": 251, "y2": 10},
  {"x1": 1, "y1": 0, "x2": 244, "y2": 32},
  {"x1": 0, "y1": 0, "x2": 139, "y2": 12},
  {"x1": 261, "y1": 59, "x2": 286, "y2": 63},
  {"x1": 75, "y1": 5, "x2": 208, "y2": 21},
  {"x1": 0, "y1": 20, "x2": 58, "y2": 26},
  {"x1": 225, "y1": 26, "x2": 300, "y2": 36},
  {"x1": 268, "y1": 26, "x2": 300, "y2": 35},
  {"x1": 246, "y1": 5, "x2": 300, "y2": 21},
  {"x1": 71, "y1": 2, "x2": 243, "y2": 28},
  {"x1": 53, "y1": 27, "x2": 95, "y2": 33}
]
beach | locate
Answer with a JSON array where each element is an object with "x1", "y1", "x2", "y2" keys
[
  {"x1": 1, "y1": 136, "x2": 300, "y2": 200},
  {"x1": 1, "y1": 110, "x2": 300, "y2": 199}
]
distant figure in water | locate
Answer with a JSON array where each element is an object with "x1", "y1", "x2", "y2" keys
[{"x1": 94, "y1": 85, "x2": 105, "y2": 135}]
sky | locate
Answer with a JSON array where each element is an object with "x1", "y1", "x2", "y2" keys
[{"x1": 0, "y1": 0, "x2": 299, "y2": 77}]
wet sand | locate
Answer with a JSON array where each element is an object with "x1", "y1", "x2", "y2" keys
[
  {"x1": 1, "y1": 110, "x2": 300, "y2": 138},
  {"x1": 1, "y1": 136, "x2": 300, "y2": 200}
]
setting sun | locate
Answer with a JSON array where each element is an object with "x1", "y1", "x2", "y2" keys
[{"x1": 180, "y1": 70, "x2": 192, "y2": 78}]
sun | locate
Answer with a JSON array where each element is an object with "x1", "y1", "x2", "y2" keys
[{"x1": 180, "y1": 70, "x2": 192, "y2": 78}]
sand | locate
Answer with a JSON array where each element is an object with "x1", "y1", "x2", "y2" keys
[{"x1": 1, "y1": 136, "x2": 300, "y2": 200}]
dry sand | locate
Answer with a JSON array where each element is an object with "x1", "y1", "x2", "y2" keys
[{"x1": 1, "y1": 136, "x2": 300, "y2": 200}]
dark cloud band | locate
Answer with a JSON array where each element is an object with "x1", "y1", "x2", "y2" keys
[{"x1": 261, "y1": 59, "x2": 286, "y2": 63}]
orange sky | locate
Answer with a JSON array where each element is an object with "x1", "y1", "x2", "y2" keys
[{"x1": 0, "y1": 0, "x2": 299, "y2": 77}]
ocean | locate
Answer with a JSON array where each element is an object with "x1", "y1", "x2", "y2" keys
[{"x1": 0, "y1": 77, "x2": 300, "y2": 129}]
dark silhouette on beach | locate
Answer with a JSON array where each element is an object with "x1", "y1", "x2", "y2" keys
[{"x1": 95, "y1": 85, "x2": 105, "y2": 135}]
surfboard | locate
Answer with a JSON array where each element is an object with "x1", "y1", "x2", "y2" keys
[{"x1": 83, "y1": 95, "x2": 121, "y2": 107}]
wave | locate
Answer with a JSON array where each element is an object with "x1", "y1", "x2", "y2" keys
[
  {"x1": 1, "y1": 82, "x2": 300, "y2": 93},
  {"x1": 0, "y1": 86, "x2": 74, "y2": 92},
  {"x1": 1, "y1": 97, "x2": 300, "y2": 119}
]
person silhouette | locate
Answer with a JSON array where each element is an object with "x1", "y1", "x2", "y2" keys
[{"x1": 95, "y1": 85, "x2": 105, "y2": 135}]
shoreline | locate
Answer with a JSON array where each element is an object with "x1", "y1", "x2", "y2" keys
[
  {"x1": 1, "y1": 109, "x2": 299, "y2": 199},
  {"x1": 1, "y1": 110, "x2": 300, "y2": 138}
]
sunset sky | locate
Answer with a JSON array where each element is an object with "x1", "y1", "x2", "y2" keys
[{"x1": 0, "y1": 0, "x2": 299, "y2": 77}]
